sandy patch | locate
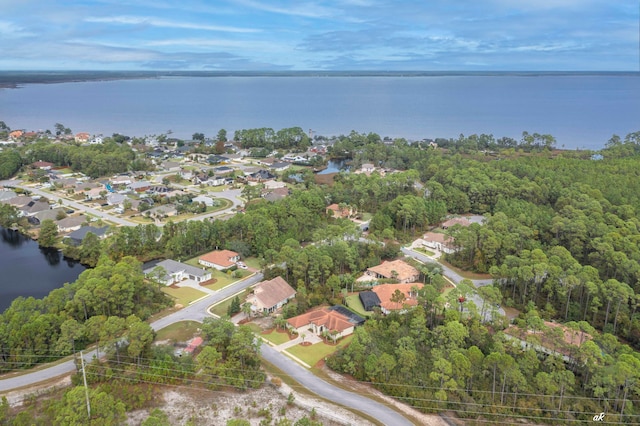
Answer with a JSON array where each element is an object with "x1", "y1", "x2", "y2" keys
[{"x1": 126, "y1": 374, "x2": 370, "y2": 426}]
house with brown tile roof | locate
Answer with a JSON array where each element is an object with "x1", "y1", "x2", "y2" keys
[
  {"x1": 366, "y1": 259, "x2": 419, "y2": 283},
  {"x1": 198, "y1": 250, "x2": 240, "y2": 270},
  {"x1": 326, "y1": 203, "x2": 355, "y2": 219},
  {"x1": 247, "y1": 276, "x2": 296, "y2": 314},
  {"x1": 371, "y1": 283, "x2": 424, "y2": 314},
  {"x1": 287, "y1": 307, "x2": 355, "y2": 340}
]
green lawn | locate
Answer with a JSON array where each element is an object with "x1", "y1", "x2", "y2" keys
[
  {"x1": 210, "y1": 291, "x2": 248, "y2": 317},
  {"x1": 243, "y1": 257, "x2": 262, "y2": 269},
  {"x1": 286, "y1": 335, "x2": 353, "y2": 367},
  {"x1": 345, "y1": 294, "x2": 372, "y2": 317},
  {"x1": 161, "y1": 286, "x2": 208, "y2": 306},
  {"x1": 155, "y1": 321, "x2": 201, "y2": 343},
  {"x1": 413, "y1": 247, "x2": 436, "y2": 257},
  {"x1": 260, "y1": 329, "x2": 292, "y2": 345}
]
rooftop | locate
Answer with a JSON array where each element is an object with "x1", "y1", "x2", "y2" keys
[
  {"x1": 367, "y1": 259, "x2": 419, "y2": 281},
  {"x1": 253, "y1": 276, "x2": 296, "y2": 309},
  {"x1": 199, "y1": 250, "x2": 239, "y2": 268}
]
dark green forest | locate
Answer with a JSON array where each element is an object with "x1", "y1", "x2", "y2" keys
[{"x1": 2, "y1": 129, "x2": 640, "y2": 423}]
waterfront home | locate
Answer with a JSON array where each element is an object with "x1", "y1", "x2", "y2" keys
[
  {"x1": 56, "y1": 215, "x2": 87, "y2": 233},
  {"x1": 64, "y1": 226, "x2": 110, "y2": 246}
]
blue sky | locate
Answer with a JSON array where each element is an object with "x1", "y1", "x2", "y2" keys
[{"x1": 0, "y1": 0, "x2": 637, "y2": 71}]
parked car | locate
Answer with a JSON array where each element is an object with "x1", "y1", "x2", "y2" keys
[{"x1": 236, "y1": 261, "x2": 248, "y2": 269}]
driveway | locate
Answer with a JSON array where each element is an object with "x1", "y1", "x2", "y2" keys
[{"x1": 401, "y1": 247, "x2": 504, "y2": 320}]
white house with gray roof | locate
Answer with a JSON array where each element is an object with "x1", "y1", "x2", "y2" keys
[{"x1": 143, "y1": 259, "x2": 211, "y2": 285}]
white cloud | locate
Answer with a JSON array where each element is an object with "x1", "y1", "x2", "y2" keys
[
  {"x1": 0, "y1": 20, "x2": 34, "y2": 38},
  {"x1": 146, "y1": 38, "x2": 290, "y2": 53},
  {"x1": 231, "y1": 0, "x2": 337, "y2": 19},
  {"x1": 85, "y1": 15, "x2": 260, "y2": 33}
]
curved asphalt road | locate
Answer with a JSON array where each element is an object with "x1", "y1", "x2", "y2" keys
[
  {"x1": 261, "y1": 344, "x2": 413, "y2": 426},
  {"x1": 0, "y1": 272, "x2": 414, "y2": 424}
]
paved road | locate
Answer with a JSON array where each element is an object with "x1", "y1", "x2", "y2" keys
[
  {"x1": 0, "y1": 273, "x2": 262, "y2": 392},
  {"x1": 0, "y1": 270, "x2": 414, "y2": 425},
  {"x1": 14, "y1": 182, "x2": 243, "y2": 227},
  {"x1": 401, "y1": 247, "x2": 505, "y2": 320},
  {"x1": 261, "y1": 344, "x2": 413, "y2": 426}
]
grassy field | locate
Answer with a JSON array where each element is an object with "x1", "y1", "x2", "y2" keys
[
  {"x1": 243, "y1": 257, "x2": 262, "y2": 269},
  {"x1": 413, "y1": 247, "x2": 435, "y2": 257},
  {"x1": 438, "y1": 259, "x2": 492, "y2": 280},
  {"x1": 260, "y1": 329, "x2": 292, "y2": 345},
  {"x1": 345, "y1": 294, "x2": 372, "y2": 317},
  {"x1": 286, "y1": 335, "x2": 353, "y2": 367},
  {"x1": 209, "y1": 290, "x2": 251, "y2": 317},
  {"x1": 155, "y1": 321, "x2": 201, "y2": 343},
  {"x1": 161, "y1": 286, "x2": 208, "y2": 306}
]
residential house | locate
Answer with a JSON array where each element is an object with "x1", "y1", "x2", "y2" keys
[
  {"x1": 19, "y1": 200, "x2": 50, "y2": 217},
  {"x1": 286, "y1": 307, "x2": 356, "y2": 340},
  {"x1": 111, "y1": 176, "x2": 133, "y2": 186},
  {"x1": 361, "y1": 163, "x2": 375, "y2": 173},
  {"x1": 84, "y1": 187, "x2": 105, "y2": 201},
  {"x1": 247, "y1": 169, "x2": 276, "y2": 183},
  {"x1": 64, "y1": 226, "x2": 110, "y2": 246},
  {"x1": 107, "y1": 193, "x2": 127, "y2": 206},
  {"x1": 198, "y1": 250, "x2": 240, "y2": 270},
  {"x1": 270, "y1": 162, "x2": 290, "y2": 172},
  {"x1": 161, "y1": 161, "x2": 181, "y2": 172},
  {"x1": 503, "y1": 321, "x2": 593, "y2": 362},
  {"x1": 179, "y1": 169, "x2": 194, "y2": 180},
  {"x1": 128, "y1": 181, "x2": 153, "y2": 193},
  {"x1": 147, "y1": 204, "x2": 177, "y2": 219},
  {"x1": 56, "y1": 215, "x2": 87, "y2": 232},
  {"x1": 365, "y1": 259, "x2": 420, "y2": 283},
  {"x1": 247, "y1": 276, "x2": 296, "y2": 314},
  {"x1": 371, "y1": 283, "x2": 424, "y2": 314},
  {"x1": 75, "y1": 132, "x2": 91, "y2": 143},
  {"x1": 214, "y1": 166, "x2": 234, "y2": 175},
  {"x1": 263, "y1": 180, "x2": 286, "y2": 190},
  {"x1": 422, "y1": 232, "x2": 456, "y2": 254},
  {"x1": 5, "y1": 196, "x2": 33, "y2": 208},
  {"x1": 192, "y1": 195, "x2": 215, "y2": 207},
  {"x1": 30, "y1": 208, "x2": 65, "y2": 225},
  {"x1": 143, "y1": 259, "x2": 211, "y2": 285},
  {"x1": 9, "y1": 130, "x2": 24, "y2": 140},
  {"x1": 326, "y1": 203, "x2": 355, "y2": 219}
]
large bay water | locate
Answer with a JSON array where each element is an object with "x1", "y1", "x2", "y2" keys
[
  {"x1": 1, "y1": 74, "x2": 638, "y2": 150},
  {"x1": 0, "y1": 227, "x2": 85, "y2": 313}
]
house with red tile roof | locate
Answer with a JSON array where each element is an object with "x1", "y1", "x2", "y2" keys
[
  {"x1": 371, "y1": 283, "x2": 424, "y2": 314},
  {"x1": 198, "y1": 250, "x2": 240, "y2": 270},
  {"x1": 287, "y1": 307, "x2": 354, "y2": 340},
  {"x1": 183, "y1": 337, "x2": 204, "y2": 355},
  {"x1": 366, "y1": 259, "x2": 419, "y2": 283},
  {"x1": 247, "y1": 276, "x2": 296, "y2": 314},
  {"x1": 75, "y1": 132, "x2": 91, "y2": 143},
  {"x1": 9, "y1": 130, "x2": 24, "y2": 140}
]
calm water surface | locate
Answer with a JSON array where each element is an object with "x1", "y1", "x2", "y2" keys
[
  {"x1": 1, "y1": 75, "x2": 638, "y2": 150},
  {"x1": 0, "y1": 228, "x2": 86, "y2": 313}
]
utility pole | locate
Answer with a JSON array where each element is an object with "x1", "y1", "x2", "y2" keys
[{"x1": 80, "y1": 351, "x2": 91, "y2": 420}]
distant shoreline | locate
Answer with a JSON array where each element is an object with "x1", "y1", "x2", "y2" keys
[{"x1": 1, "y1": 70, "x2": 637, "y2": 89}]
